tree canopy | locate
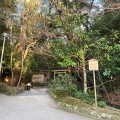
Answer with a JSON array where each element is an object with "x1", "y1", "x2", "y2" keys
[{"x1": 0, "y1": 0, "x2": 120, "y2": 95}]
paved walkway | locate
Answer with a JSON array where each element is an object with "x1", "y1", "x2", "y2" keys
[{"x1": 0, "y1": 88, "x2": 95, "y2": 120}]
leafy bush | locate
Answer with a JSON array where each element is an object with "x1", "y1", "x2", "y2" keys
[
  {"x1": 51, "y1": 74, "x2": 103, "y2": 106},
  {"x1": 72, "y1": 91, "x2": 83, "y2": 98},
  {"x1": 98, "y1": 100, "x2": 106, "y2": 107},
  {"x1": 72, "y1": 90, "x2": 95, "y2": 104},
  {"x1": 68, "y1": 84, "x2": 78, "y2": 96},
  {"x1": 51, "y1": 74, "x2": 76, "y2": 91}
]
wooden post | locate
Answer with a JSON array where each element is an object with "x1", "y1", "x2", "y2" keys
[
  {"x1": 88, "y1": 59, "x2": 99, "y2": 107},
  {"x1": 82, "y1": 57, "x2": 87, "y2": 93},
  {"x1": 93, "y1": 70, "x2": 97, "y2": 107}
]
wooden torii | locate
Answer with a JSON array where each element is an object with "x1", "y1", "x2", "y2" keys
[{"x1": 51, "y1": 69, "x2": 68, "y2": 79}]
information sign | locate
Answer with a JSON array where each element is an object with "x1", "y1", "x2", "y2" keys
[{"x1": 88, "y1": 59, "x2": 99, "y2": 71}]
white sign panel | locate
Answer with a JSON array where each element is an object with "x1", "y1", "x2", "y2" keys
[{"x1": 88, "y1": 59, "x2": 99, "y2": 71}]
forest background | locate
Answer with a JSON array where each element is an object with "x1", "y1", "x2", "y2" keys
[{"x1": 0, "y1": 0, "x2": 120, "y2": 106}]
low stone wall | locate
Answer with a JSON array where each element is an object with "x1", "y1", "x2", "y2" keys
[
  {"x1": 0, "y1": 82, "x2": 25, "y2": 95},
  {"x1": 48, "y1": 89, "x2": 120, "y2": 120}
]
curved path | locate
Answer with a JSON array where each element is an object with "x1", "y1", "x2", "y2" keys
[{"x1": 0, "y1": 88, "x2": 95, "y2": 120}]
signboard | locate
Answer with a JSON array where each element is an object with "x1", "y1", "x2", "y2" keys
[
  {"x1": 32, "y1": 74, "x2": 45, "y2": 83},
  {"x1": 88, "y1": 59, "x2": 99, "y2": 71}
]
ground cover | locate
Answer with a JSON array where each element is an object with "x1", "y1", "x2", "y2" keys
[{"x1": 48, "y1": 89, "x2": 120, "y2": 120}]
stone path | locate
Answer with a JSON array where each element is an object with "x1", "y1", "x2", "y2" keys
[{"x1": 0, "y1": 87, "x2": 95, "y2": 120}]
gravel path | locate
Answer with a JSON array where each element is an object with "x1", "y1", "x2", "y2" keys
[{"x1": 0, "y1": 87, "x2": 95, "y2": 120}]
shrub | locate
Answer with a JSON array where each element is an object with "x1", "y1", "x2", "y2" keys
[
  {"x1": 68, "y1": 84, "x2": 78, "y2": 95},
  {"x1": 72, "y1": 90, "x2": 95, "y2": 104},
  {"x1": 98, "y1": 100, "x2": 106, "y2": 107},
  {"x1": 51, "y1": 74, "x2": 76, "y2": 91}
]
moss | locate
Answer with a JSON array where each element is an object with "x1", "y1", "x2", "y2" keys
[
  {"x1": 48, "y1": 89, "x2": 120, "y2": 120},
  {"x1": 49, "y1": 89, "x2": 89, "y2": 108},
  {"x1": 98, "y1": 109, "x2": 120, "y2": 116},
  {"x1": 61, "y1": 97, "x2": 89, "y2": 108},
  {"x1": 51, "y1": 89, "x2": 67, "y2": 98}
]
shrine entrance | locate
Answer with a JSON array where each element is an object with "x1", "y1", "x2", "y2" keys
[{"x1": 51, "y1": 69, "x2": 68, "y2": 79}]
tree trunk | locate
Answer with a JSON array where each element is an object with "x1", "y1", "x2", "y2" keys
[
  {"x1": 12, "y1": 69, "x2": 20, "y2": 87},
  {"x1": 82, "y1": 57, "x2": 87, "y2": 93}
]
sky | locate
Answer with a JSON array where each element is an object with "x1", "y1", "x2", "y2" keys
[{"x1": 94, "y1": 0, "x2": 102, "y2": 4}]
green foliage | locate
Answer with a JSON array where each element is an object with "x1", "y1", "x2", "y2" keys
[
  {"x1": 58, "y1": 57, "x2": 77, "y2": 67},
  {"x1": 51, "y1": 74, "x2": 96, "y2": 105},
  {"x1": 51, "y1": 76, "x2": 106, "y2": 106},
  {"x1": 98, "y1": 101, "x2": 107, "y2": 107},
  {"x1": 90, "y1": 4, "x2": 120, "y2": 81},
  {"x1": 68, "y1": 84, "x2": 78, "y2": 95},
  {"x1": 87, "y1": 29, "x2": 120, "y2": 79},
  {"x1": 72, "y1": 90, "x2": 95, "y2": 104},
  {"x1": 77, "y1": 49, "x2": 85, "y2": 59},
  {"x1": 103, "y1": 69, "x2": 111, "y2": 77},
  {"x1": 52, "y1": 38, "x2": 78, "y2": 67},
  {"x1": 54, "y1": 17, "x2": 62, "y2": 27},
  {"x1": 51, "y1": 74, "x2": 76, "y2": 91},
  {"x1": 0, "y1": 0, "x2": 16, "y2": 34},
  {"x1": 1, "y1": 0, "x2": 120, "y2": 97},
  {"x1": 30, "y1": 54, "x2": 61, "y2": 73}
]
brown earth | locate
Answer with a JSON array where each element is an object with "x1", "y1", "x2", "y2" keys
[{"x1": 102, "y1": 89, "x2": 120, "y2": 105}]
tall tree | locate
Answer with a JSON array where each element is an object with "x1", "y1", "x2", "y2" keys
[
  {"x1": 89, "y1": 0, "x2": 120, "y2": 91},
  {"x1": 0, "y1": 0, "x2": 16, "y2": 34},
  {"x1": 47, "y1": 0, "x2": 99, "y2": 93}
]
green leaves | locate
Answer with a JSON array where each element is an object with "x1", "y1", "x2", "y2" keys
[
  {"x1": 58, "y1": 56, "x2": 76, "y2": 67},
  {"x1": 77, "y1": 49, "x2": 85, "y2": 59},
  {"x1": 103, "y1": 69, "x2": 111, "y2": 77},
  {"x1": 51, "y1": 74, "x2": 76, "y2": 90},
  {"x1": 98, "y1": 101, "x2": 106, "y2": 107},
  {"x1": 56, "y1": 49, "x2": 65, "y2": 58}
]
